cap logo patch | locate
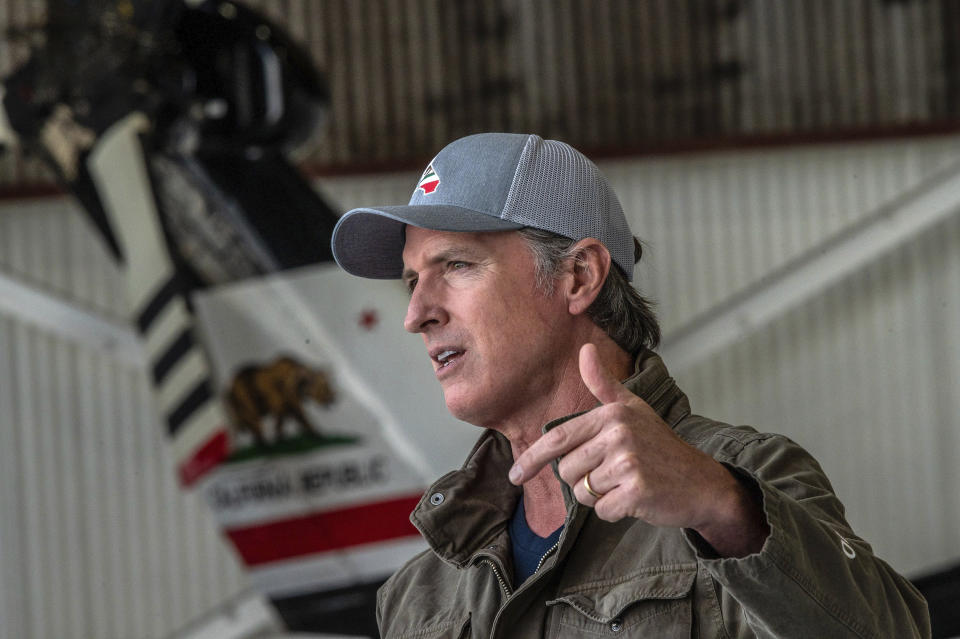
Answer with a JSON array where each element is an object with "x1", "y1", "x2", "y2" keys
[{"x1": 417, "y1": 164, "x2": 440, "y2": 195}]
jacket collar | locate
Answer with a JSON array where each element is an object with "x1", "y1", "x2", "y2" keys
[
  {"x1": 410, "y1": 349, "x2": 690, "y2": 567},
  {"x1": 622, "y1": 348, "x2": 690, "y2": 427}
]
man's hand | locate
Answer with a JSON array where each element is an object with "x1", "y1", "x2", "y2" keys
[{"x1": 508, "y1": 343, "x2": 769, "y2": 557}]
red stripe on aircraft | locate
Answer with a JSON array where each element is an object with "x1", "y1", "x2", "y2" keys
[
  {"x1": 178, "y1": 429, "x2": 230, "y2": 486},
  {"x1": 225, "y1": 495, "x2": 423, "y2": 566}
]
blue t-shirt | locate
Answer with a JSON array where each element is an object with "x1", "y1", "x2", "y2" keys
[{"x1": 509, "y1": 496, "x2": 563, "y2": 585}]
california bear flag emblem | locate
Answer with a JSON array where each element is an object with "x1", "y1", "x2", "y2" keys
[{"x1": 417, "y1": 164, "x2": 440, "y2": 195}]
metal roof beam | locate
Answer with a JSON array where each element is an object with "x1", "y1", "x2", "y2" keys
[{"x1": 0, "y1": 269, "x2": 142, "y2": 365}]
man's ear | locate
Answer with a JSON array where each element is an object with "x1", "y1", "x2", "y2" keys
[{"x1": 565, "y1": 238, "x2": 610, "y2": 316}]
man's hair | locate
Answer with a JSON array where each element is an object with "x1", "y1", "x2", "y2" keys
[{"x1": 518, "y1": 228, "x2": 660, "y2": 353}]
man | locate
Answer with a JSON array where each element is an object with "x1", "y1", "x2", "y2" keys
[{"x1": 331, "y1": 133, "x2": 930, "y2": 637}]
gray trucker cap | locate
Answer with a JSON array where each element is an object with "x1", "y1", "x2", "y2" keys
[{"x1": 331, "y1": 133, "x2": 635, "y2": 281}]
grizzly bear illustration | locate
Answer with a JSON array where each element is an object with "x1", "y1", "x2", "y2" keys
[{"x1": 226, "y1": 355, "x2": 335, "y2": 447}]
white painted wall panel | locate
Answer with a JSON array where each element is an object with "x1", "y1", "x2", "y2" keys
[
  {"x1": 0, "y1": 312, "x2": 249, "y2": 638},
  {"x1": 0, "y1": 198, "x2": 127, "y2": 320},
  {"x1": 680, "y1": 215, "x2": 960, "y2": 575},
  {"x1": 606, "y1": 136, "x2": 960, "y2": 332}
]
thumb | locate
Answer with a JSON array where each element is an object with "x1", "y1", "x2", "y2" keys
[{"x1": 579, "y1": 343, "x2": 631, "y2": 405}]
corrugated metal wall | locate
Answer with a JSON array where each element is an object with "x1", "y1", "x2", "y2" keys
[
  {"x1": 0, "y1": 0, "x2": 957, "y2": 187},
  {"x1": 0, "y1": 200, "x2": 250, "y2": 639},
  {"x1": 317, "y1": 133, "x2": 960, "y2": 577},
  {"x1": 683, "y1": 216, "x2": 960, "y2": 574},
  {"x1": 247, "y1": 0, "x2": 959, "y2": 168},
  {"x1": 0, "y1": 199, "x2": 125, "y2": 319},
  {"x1": 606, "y1": 136, "x2": 960, "y2": 333}
]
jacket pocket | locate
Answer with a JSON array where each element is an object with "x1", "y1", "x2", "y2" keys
[
  {"x1": 391, "y1": 613, "x2": 470, "y2": 639},
  {"x1": 546, "y1": 566, "x2": 696, "y2": 637}
]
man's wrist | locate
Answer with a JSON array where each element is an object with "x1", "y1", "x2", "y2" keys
[{"x1": 693, "y1": 464, "x2": 770, "y2": 558}]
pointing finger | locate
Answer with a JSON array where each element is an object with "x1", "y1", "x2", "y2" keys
[{"x1": 508, "y1": 410, "x2": 604, "y2": 485}]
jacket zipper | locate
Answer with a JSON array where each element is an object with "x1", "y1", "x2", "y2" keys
[
  {"x1": 534, "y1": 541, "x2": 560, "y2": 575},
  {"x1": 488, "y1": 541, "x2": 567, "y2": 638},
  {"x1": 483, "y1": 538, "x2": 559, "y2": 602},
  {"x1": 481, "y1": 558, "x2": 512, "y2": 599}
]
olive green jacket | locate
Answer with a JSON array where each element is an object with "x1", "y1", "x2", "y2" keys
[{"x1": 377, "y1": 351, "x2": 930, "y2": 638}]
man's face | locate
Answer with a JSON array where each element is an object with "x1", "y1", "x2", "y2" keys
[{"x1": 402, "y1": 227, "x2": 572, "y2": 427}]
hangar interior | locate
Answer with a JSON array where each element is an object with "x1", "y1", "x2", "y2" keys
[{"x1": 0, "y1": 1, "x2": 958, "y2": 638}]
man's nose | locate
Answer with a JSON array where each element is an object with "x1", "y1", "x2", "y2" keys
[{"x1": 404, "y1": 283, "x2": 448, "y2": 333}]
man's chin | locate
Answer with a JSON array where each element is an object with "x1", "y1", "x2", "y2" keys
[
  {"x1": 443, "y1": 399, "x2": 474, "y2": 424},
  {"x1": 442, "y1": 391, "x2": 486, "y2": 427}
]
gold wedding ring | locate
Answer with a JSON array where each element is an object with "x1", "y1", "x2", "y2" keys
[{"x1": 583, "y1": 471, "x2": 604, "y2": 499}]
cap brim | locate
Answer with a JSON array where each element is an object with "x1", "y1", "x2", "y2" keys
[{"x1": 331, "y1": 204, "x2": 524, "y2": 278}]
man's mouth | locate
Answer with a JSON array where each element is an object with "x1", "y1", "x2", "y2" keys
[{"x1": 432, "y1": 348, "x2": 464, "y2": 369}]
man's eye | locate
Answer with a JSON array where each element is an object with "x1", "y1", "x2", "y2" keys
[
  {"x1": 406, "y1": 278, "x2": 417, "y2": 293},
  {"x1": 449, "y1": 261, "x2": 469, "y2": 270}
]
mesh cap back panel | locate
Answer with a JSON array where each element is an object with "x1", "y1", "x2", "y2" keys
[{"x1": 502, "y1": 137, "x2": 634, "y2": 276}]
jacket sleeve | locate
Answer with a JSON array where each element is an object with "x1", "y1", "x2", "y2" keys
[{"x1": 683, "y1": 430, "x2": 931, "y2": 639}]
